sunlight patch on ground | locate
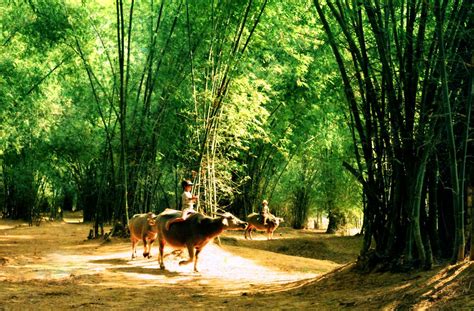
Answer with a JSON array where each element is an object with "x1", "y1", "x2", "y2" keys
[
  {"x1": 192, "y1": 244, "x2": 317, "y2": 282},
  {"x1": 0, "y1": 242, "x2": 318, "y2": 292},
  {"x1": 0, "y1": 235, "x2": 36, "y2": 240},
  {"x1": 422, "y1": 262, "x2": 473, "y2": 298},
  {"x1": 337, "y1": 228, "x2": 361, "y2": 236},
  {"x1": 0, "y1": 221, "x2": 29, "y2": 231},
  {"x1": 0, "y1": 225, "x2": 17, "y2": 230},
  {"x1": 114, "y1": 244, "x2": 317, "y2": 287},
  {"x1": 62, "y1": 218, "x2": 83, "y2": 224}
]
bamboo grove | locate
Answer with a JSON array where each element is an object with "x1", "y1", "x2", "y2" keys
[
  {"x1": 1, "y1": 1, "x2": 473, "y2": 269},
  {"x1": 2, "y1": 0, "x2": 358, "y2": 233},
  {"x1": 314, "y1": 1, "x2": 473, "y2": 268}
]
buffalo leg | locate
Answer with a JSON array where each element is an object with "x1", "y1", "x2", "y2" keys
[
  {"x1": 131, "y1": 238, "x2": 138, "y2": 259},
  {"x1": 267, "y1": 229, "x2": 272, "y2": 240},
  {"x1": 142, "y1": 237, "x2": 149, "y2": 258},
  {"x1": 148, "y1": 239, "x2": 155, "y2": 258},
  {"x1": 144, "y1": 239, "x2": 154, "y2": 259},
  {"x1": 158, "y1": 240, "x2": 165, "y2": 270},
  {"x1": 194, "y1": 248, "x2": 201, "y2": 272},
  {"x1": 245, "y1": 226, "x2": 253, "y2": 240},
  {"x1": 179, "y1": 244, "x2": 194, "y2": 267}
]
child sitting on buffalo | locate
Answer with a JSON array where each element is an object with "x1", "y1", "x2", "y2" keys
[
  {"x1": 166, "y1": 179, "x2": 198, "y2": 230},
  {"x1": 260, "y1": 199, "x2": 270, "y2": 225}
]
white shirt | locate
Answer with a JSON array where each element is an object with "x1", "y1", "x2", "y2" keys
[{"x1": 182, "y1": 191, "x2": 195, "y2": 210}]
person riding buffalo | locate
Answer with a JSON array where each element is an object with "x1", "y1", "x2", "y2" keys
[
  {"x1": 166, "y1": 179, "x2": 198, "y2": 230},
  {"x1": 260, "y1": 199, "x2": 270, "y2": 225}
]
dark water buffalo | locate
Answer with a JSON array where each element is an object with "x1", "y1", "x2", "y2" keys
[
  {"x1": 244, "y1": 213, "x2": 284, "y2": 240},
  {"x1": 129, "y1": 212, "x2": 158, "y2": 259},
  {"x1": 156, "y1": 209, "x2": 247, "y2": 272}
]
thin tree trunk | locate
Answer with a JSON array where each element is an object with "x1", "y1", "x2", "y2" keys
[
  {"x1": 435, "y1": 0, "x2": 464, "y2": 262},
  {"x1": 408, "y1": 148, "x2": 431, "y2": 267},
  {"x1": 468, "y1": 55, "x2": 474, "y2": 261},
  {"x1": 116, "y1": 0, "x2": 131, "y2": 226}
]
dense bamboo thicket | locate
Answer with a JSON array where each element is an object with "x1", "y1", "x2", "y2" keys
[
  {"x1": 0, "y1": 0, "x2": 472, "y2": 267},
  {"x1": 314, "y1": 0, "x2": 473, "y2": 268}
]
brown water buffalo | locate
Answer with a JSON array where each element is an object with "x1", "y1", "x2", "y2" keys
[
  {"x1": 244, "y1": 213, "x2": 284, "y2": 240},
  {"x1": 129, "y1": 212, "x2": 158, "y2": 259},
  {"x1": 156, "y1": 209, "x2": 247, "y2": 272}
]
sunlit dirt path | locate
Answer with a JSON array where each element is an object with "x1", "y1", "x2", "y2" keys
[
  {"x1": 1, "y1": 244, "x2": 321, "y2": 292},
  {"x1": 1, "y1": 220, "x2": 471, "y2": 310},
  {"x1": 0, "y1": 220, "x2": 340, "y2": 309}
]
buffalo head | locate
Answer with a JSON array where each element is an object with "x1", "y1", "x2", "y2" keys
[
  {"x1": 220, "y1": 212, "x2": 248, "y2": 230},
  {"x1": 146, "y1": 212, "x2": 158, "y2": 226}
]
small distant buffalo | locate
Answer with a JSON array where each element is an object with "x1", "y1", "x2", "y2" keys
[
  {"x1": 244, "y1": 213, "x2": 284, "y2": 240},
  {"x1": 156, "y1": 209, "x2": 247, "y2": 272},
  {"x1": 129, "y1": 212, "x2": 158, "y2": 259}
]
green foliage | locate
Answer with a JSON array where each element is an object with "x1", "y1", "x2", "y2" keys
[
  {"x1": 228, "y1": 0, "x2": 360, "y2": 227},
  {"x1": 0, "y1": 0, "x2": 361, "y2": 230},
  {"x1": 314, "y1": 0, "x2": 473, "y2": 268}
]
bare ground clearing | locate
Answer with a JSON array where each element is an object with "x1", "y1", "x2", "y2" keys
[{"x1": 0, "y1": 219, "x2": 471, "y2": 310}]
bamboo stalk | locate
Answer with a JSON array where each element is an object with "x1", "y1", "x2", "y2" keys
[{"x1": 435, "y1": 0, "x2": 464, "y2": 262}]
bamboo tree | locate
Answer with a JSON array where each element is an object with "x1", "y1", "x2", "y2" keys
[
  {"x1": 435, "y1": 0, "x2": 464, "y2": 262},
  {"x1": 188, "y1": 0, "x2": 268, "y2": 214},
  {"x1": 469, "y1": 55, "x2": 474, "y2": 261},
  {"x1": 115, "y1": 0, "x2": 133, "y2": 226},
  {"x1": 313, "y1": 0, "x2": 472, "y2": 268}
]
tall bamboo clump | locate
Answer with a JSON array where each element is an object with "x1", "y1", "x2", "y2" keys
[
  {"x1": 314, "y1": 0, "x2": 473, "y2": 269},
  {"x1": 185, "y1": 0, "x2": 268, "y2": 215}
]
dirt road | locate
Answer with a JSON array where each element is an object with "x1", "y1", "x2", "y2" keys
[
  {"x1": 0, "y1": 220, "x2": 344, "y2": 309},
  {"x1": 0, "y1": 220, "x2": 471, "y2": 310}
]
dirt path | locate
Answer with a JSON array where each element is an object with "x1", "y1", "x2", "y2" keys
[
  {"x1": 0, "y1": 220, "x2": 471, "y2": 310},
  {"x1": 0, "y1": 220, "x2": 342, "y2": 309}
]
